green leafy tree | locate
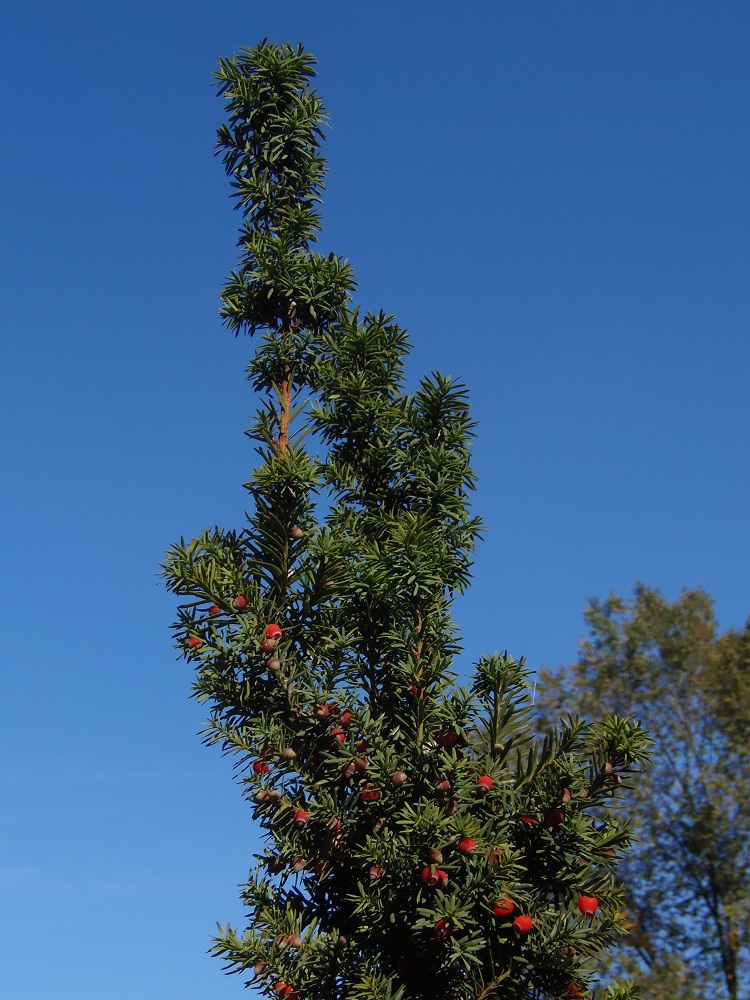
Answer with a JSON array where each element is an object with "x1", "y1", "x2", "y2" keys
[
  {"x1": 163, "y1": 41, "x2": 650, "y2": 1000},
  {"x1": 536, "y1": 585, "x2": 750, "y2": 1000}
]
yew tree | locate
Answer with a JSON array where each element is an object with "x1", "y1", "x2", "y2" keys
[{"x1": 163, "y1": 41, "x2": 650, "y2": 1000}]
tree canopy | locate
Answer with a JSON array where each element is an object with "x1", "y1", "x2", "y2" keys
[
  {"x1": 536, "y1": 584, "x2": 750, "y2": 1000},
  {"x1": 163, "y1": 41, "x2": 651, "y2": 1000}
]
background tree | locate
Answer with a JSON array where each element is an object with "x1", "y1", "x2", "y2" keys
[
  {"x1": 535, "y1": 584, "x2": 750, "y2": 1000},
  {"x1": 163, "y1": 41, "x2": 650, "y2": 1000}
]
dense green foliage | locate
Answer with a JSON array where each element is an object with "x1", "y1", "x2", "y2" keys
[
  {"x1": 163, "y1": 41, "x2": 650, "y2": 1000},
  {"x1": 536, "y1": 585, "x2": 750, "y2": 1000}
]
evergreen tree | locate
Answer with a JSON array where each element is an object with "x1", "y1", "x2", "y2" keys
[{"x1": 163, "y1": 41, "x2": 651, "y2": 1000}]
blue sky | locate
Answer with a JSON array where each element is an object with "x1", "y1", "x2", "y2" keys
[{"x1": 2, "y1": 2, "x2": 749, "y2": 997}]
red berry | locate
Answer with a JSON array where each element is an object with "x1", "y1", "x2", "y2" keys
[
  {"x1": 252, "y1": 760, "x2": 270, "y2": 775},
  {"x1": 477, "y1": 775, "x2": 493, "y2": 792},
  {"x1": 233, "y1": 595, "x2": 247, "y2": 610},
  {"x1": 491, "y1": 896, "x2": 515, "y2": 917},
  {"x1": 437, "y1": 869, "x2": 449, "y2": 888},
  {"x1": 315, "y1": 703, "x2": 331, "y2": 720},
  {"x1": 290, "y1": 526, "x2": 304, "y2": 540},
  {"x1": 261, "y1": 638, "x2": 278, "y2": 653},
  {"x1": 420, "y1": 866, "x2": 439, "y2": 886},
  {"x1": 391, "y1": 771, "x2": 407, "y2": 786},
  {"x1": 208, "y1": 604, "x2": 220, "y2": 616},
  {"x1": 343, "y1": 761, "x2": 357, "y2": 778},
  {"x1": 545, "y1": 808, "x2": 564, "y2": 827},
  {"x1": 281, "y1": 747, "x2": 296, "y2": 761},
  {"x1": 360, "y1": 783, "x2": 380, "y2": 803},
  {"x1": 325, "y1": 728, "x2": 346, "y2": 749},
  {"x1": 435, "y1": 728, "x2": 458, "y2": 748},
  {"x1": 434, "y1": 917, "x2": 451, "y2": 940},
  {"x1": 339, "y1": 710, "x2": 353, "y2": 727},
  {"x1": 513, "y1": 914, "x2": 533, "y2": 935},
  {"x1": 486, "y1": 846, "x2": 504, "y2": 865},
  {"x1": 293, "y1": 809, "x2": 309, "y2": 826},
  {"x1": 187, "y1": 637, "x2": 202, "y2": 649},
  {"x1": 355, "y1": 757, "x2": 369, "y2": 772},
  {"x1": 520, "y1": 816, "x2": 539, "y2": 827},
  {"x1": 273, "y1": 983, "x2": 294, "y2": 999},
  {"x1": 369, "y1": 865, "x2": 385, "y2": 880},
  {"x1": 434, "y1": 778, "x2": 451, "y2": 794},
  {"x1": 265, "y1": 623, "x2": 282, "y2": 640},
  {"x1": 458, "y1": 837, "x2": 477, "y2": 856},
  {"x1": 577, "y1": 895, "x2": 599, "y2": 916},
  {"x1": 292, "y1": 857, "x2": 306, "y2": 872},
  {"x1": 428, "y1": 848, "x2": 443, "y2": 865}
]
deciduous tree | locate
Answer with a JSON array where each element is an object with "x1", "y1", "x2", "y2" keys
[{"x1": 536, "y1": 585, "x2": 750, "y2": 1000}]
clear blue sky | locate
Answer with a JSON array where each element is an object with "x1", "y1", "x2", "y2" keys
[{"x1": 2, "y1": 2, "x2": 748, "y2": 997}]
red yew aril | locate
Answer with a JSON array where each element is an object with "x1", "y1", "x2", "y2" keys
[
  {"x1": 486, "y1": 846, "x2": 505, "y2": 866},
  {"x1": 391, "y1": 771, "x2": 407, "y2": 786},
  {"x1": 577, "y1": 895, "x2": 599, "y2": 916},
  {"x1": 261, "y1": 638, "x2": 277, "y2": 654},
  {"x1": 281, "y1": 747, "x2": 296, "y2": 761},
  {"x1": 428, "y1": 848, "x2": 443, "y2": 864},
  {"x1": 252, "y1": 760, "x2": 270, "y2": 774},
  {"x1": 273, "y1": 983, "x2": 298, "y2": 1000},
  {"x1": 458, "y1": 837, "x2": 477, "y2": 856},
  {"x1": 290, "y1": 526, "x2": 304, "y2": 540},
  {"x1": 520, "y1": 816, "x2": 539, "y2": 827},
  {"x1": 434, "y1": 917, "x2": 451, "y2": 940},
  {"x1": 339, "y1": 710, "x2": 353, "y2": 727},
  {"x1": 421, "y1": 866, "x2": 439, "y2": 886},
  {"x1": 233, "y1": 595, "x2": 247, "y2": 610},
  {"x1": 434, "y1": 778, "x2": 451, "y2": 794},
  {"x1": 513, "y1": 914, "x2": 533, "y2": 935},
  {"x1": 369, "y1": 865, "x2": 385, "y2": 880},
  {"x1": 435, "y1": 728, "x2": 458, "y2": 748},
  {"x1": 343, "y1": 761, "x2": 357, "y2": 778},
  {"x1": 208, "y1": 604, "x2": 220, "y2": 616},
  {"x1": 477, "y1": 775, "x2": 493, "y2": 792},
  {"x1": 545, "y1": 808, "x2": 564, "y2": 827},
  {"x1": 293, "y1": 809, "x2": 309, "y2": 826},
  {"x1": 265, "y1": 623, "x2": 282, "y2": 641},
  {"x1": 360, "y1": 783, "x2": 380, "y2": 803},
  {"x1": 187, "y1": 637, "x2": 202, "y2": 649},
  {"x1": 491, "y1": 896, "x2": 515, "y2": 917},
  {"x1": 354, "y1": 757, "x2": 369, "y2": 772}
]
